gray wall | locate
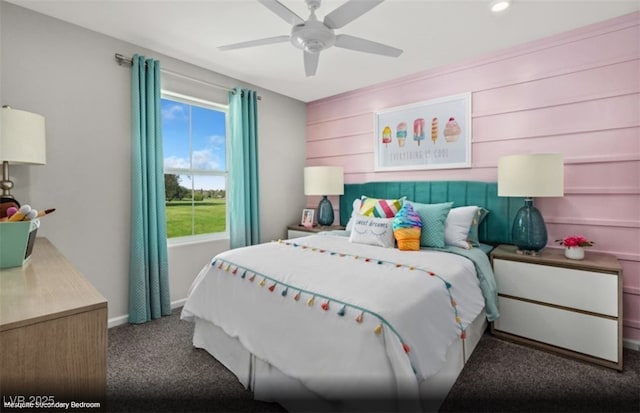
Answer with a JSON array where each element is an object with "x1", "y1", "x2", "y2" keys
[{"x1": 0, "y1": 2, "x2": 307, "y2": 324}]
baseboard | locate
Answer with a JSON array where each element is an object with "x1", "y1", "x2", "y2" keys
[
  {"x1": 108, "y1": 314, "x2": 129, "y2": 329},
  {"x1": 107, "y1": 298, "x2": 187, "y2": 329},
  {"x1": 171, "y1": 298, "x2": 187, "y2": 309},
  {"x1": 623, "y1": 338, "x2": 640, "y2": 352}
]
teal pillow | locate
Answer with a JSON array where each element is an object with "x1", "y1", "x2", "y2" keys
[
  {"x1": 467, "y1": 207, "x2": 489, "y2": 247},
  {"x1": 408, "y1": 201, "x2": 453, "y2": 248}
]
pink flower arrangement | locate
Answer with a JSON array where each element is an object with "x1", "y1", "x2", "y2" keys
[{"x1": 555, "y1": 236, "x2": 594, "y2": 248}]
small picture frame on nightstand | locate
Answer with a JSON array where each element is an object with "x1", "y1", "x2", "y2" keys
[{"x1": 301, "y1": 209, "x2": 314, "y2": 228}]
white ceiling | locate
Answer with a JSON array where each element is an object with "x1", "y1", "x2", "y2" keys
[{"x1": 6, "y1": 0, "x2": 639, "y2": 102}]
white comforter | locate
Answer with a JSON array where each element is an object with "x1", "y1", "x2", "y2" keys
[{"x1": 182, "y1": 234, "x2": 485, "y2": 402}]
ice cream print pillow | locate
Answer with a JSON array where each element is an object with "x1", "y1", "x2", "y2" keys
[
  {"x1": 393, "y1": 202, "x2": 423, "y2": 251},
  {"x1": 349, "y1": 215, "x2": 395, "y2": 248}
]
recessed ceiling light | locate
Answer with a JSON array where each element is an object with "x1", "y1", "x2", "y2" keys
[{"x1": 490, "y1": 0, "x2": 511, "y2": 13}]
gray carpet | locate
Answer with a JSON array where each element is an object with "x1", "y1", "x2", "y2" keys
[
  {"x1": 440, "y1": 335, "x2": 639, "y2": 413},
  {"x1": 107, "y1": 308, "x2": 639, "y2": 412}
]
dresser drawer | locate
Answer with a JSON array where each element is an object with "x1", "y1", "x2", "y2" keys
[
  {"x1": 494, "y1": 259, "x2": 618, "y2": 317},
  {"x1": 494, "y1": 296, "x2": 618, "y2": 362}
]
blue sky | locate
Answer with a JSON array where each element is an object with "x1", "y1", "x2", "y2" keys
[{"x1": 161, "y1": 98, "x2": 227, "y2": 190}]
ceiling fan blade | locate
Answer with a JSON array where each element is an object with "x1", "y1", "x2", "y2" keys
[
  {"x1": 334, "y1": 34, "x2": 403, "y2": 57},
  {"x1": 304, "y1": 51, "x2": 319, "y2": 77},
  {"x1": 219, "y1": 35, "x2": 290, "y2": 51},
  {"x1": 323, "y1": 0, "x2": 385, "y2": 29},
  {"x1": 258, "y1": 0, "x2": 304, "y2": 26}
]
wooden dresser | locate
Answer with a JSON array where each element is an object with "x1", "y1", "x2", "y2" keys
[{"x1": 0, "y1": 238, "x2": 107, "y2": 404}]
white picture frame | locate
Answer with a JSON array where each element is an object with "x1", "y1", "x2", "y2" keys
[
  {"x1": 301, "y1": 208, "x2": 315, "y2": 228},
  {"x1": 373, "y1": 93, "x2": 472, "y2": 171}
]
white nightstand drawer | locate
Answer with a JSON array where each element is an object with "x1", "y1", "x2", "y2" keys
[
  {"x1": 494, "y1": 259, "x2": 618, "y2": 317},
  {"x1": 288, "y1": 230, "x2": 312, "y2": 239},
  {"x1": 495, "y1": 297, "x2": 618, "y2": 362}
]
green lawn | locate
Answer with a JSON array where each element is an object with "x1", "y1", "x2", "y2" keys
[{"x1": 165, "y1": 199, "x2": 226, "y2": 238}]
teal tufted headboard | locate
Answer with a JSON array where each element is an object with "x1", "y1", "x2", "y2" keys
[{"x1": 340, "y1": 181, "x2": 523, "y2": 245}]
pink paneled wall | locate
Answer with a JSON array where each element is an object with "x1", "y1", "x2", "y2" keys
[{"x1": 305, "y1": 13, "x2": 640, "y2": 343}]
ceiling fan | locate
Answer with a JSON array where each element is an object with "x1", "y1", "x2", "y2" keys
[{"x1": 219, "y1": 0, "x2": 403, "y2": 77}]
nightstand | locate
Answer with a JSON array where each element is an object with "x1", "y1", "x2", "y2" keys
[
  {"x1": 490, "y1": 244, "x2": 623, "y2": 371},
  {"x1": 287, "y1": 224, "x2": 345, "y2": 239}
]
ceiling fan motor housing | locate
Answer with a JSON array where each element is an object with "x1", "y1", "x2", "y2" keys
[{"x1": 290, "y1": 19, "x2": 335, "y2": 53}]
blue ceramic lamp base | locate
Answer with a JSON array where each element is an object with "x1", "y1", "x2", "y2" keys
[
  {"x1": 512, "y1": 198, "x2": 547, "y2": 255},
  {"x1": 317, "y1": 196, "x2": 334, "y2": 226}
]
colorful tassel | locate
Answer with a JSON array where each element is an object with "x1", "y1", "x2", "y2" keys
[
  {"x1": 268, "y1": 283, "x2": 276, "y2": 292},
  {"x1": 241, "y1": 271, "x2": 247, "y2": 279},
  {"x1": 377, "y1": 260, "x2": 383, "y2": 265},
  {"x1": 374, "y1": 324, "x2": 383, "y2": 335},
  {"x1": 445, "y1": 281, "x2": 452, "y2": 289},
  {"x1": 428, "y1": 271, "x2": 435, "y2": 276},
  {"x1": 249, "y1": 274, "x2": 256, "y2": 282},
  {"x1": 409, "y1": 266, "x2": 415, "y2": 270},
  {"x1": 225, "y1": 264, "x2": 231, "y2": 272},
  {"x1": 455, "y1": 315, "x2": 461, "y2": 323},
  {"x1": 460, "y1": 330, "x2": 467, "y2": 340},
  {"x1": 451, "y1": 299, "x2": 457, "y2": 307},
  {"x1": 307, "y1": 296, "x2": 315, "y2": 306},
  {"x1": 232, "y1": 267, "x2": 238, "y2": 275},
  {"x1": 217, "y1": 261, "x2": 223, "y2": 269},
  {"x1": 321, "y1": 301, "x2": 330, "y2": 311},
  {"x1": 355, "y1": 312, "x2": 364, "y2": 323},
  {"x1": 337, "y1": 305, "x2": 346, "y2": 316},
  {"x1": 402, "y1": 343, "x2": 411, "y2": 353},
  {"x1": 259, "y1": 279, "x2": 266, "y2": 287},
  {"x1": 294, "y1": 292, "x2": 301, "y2": 301},
  {"x1": 281, "y1": 287, "x2": 288, "y2": 297}
]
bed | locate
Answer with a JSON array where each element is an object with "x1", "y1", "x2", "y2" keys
[{"x1": 181, "y1": 181, "x2": 522, "y2": 412}]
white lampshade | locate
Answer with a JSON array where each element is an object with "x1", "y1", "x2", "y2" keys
[
  {"x1": 498, "y1": 154, "x2": 564, "y2": 197},
  {"x1": 1, "y1": 107, "x2": 46, "y2": 165},
  {"x1": 304, "y1": 166, "x2": 344, "y2": 196}
]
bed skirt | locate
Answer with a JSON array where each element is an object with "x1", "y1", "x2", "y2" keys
[{"x1": 191, "y1": 310, "x2": 487, "y2": 412}]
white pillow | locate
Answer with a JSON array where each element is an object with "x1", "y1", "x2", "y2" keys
[
  {"x1": 349, "y1": 215, "x2": 395, "y2": 248},
  {"x1": 444, "y1": 206, "x2": 478, "y2": 249},
  {"x1": 345, "y1": 199, "x2": 362, "y2": 232}
]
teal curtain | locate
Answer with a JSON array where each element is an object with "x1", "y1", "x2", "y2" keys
[
  {"x1": 128, "y1": 54, "x2": 170, "y2": 324},
  {"x1": 229, "y1": 87, "x2": 260, "y2": 248}
]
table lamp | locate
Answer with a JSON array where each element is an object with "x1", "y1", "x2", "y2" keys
[
  {"x1": 1, "y1": 106, "x2": 46, "y2": 200},
  {"x1": 498, "y1": 153, "x2": 563, "y2": 255},
  {"x1": 304, "y1": 166, "x2": 344, "y2": 226}
]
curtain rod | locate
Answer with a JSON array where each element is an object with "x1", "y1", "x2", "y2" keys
[{"x1": 114, "y1": 53, "x2": 261, "y2": 100}]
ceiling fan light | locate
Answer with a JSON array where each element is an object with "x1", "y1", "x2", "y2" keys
[
  {"x1": 490, "y1": 0, "x2": 510, "y2": 13},
  {"x1": 304, "y1": 39, "x2": 324, "y2": 53}
]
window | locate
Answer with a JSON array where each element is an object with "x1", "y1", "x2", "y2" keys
[{"x1": 161, "y1": 92, "x2": 228, "y2": 240}]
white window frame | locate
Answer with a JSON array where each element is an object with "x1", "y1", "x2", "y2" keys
[{"x1": 161, "y1": 90, "x2": 230, "y2": 245}]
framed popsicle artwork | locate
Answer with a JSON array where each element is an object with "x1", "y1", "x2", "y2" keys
[{"x1": 373, "y1": 93, "x2": 471, "y2": 171}]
